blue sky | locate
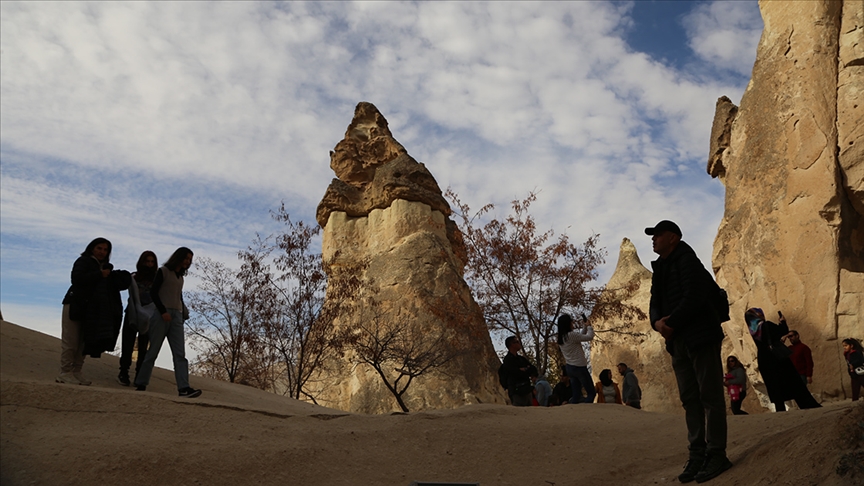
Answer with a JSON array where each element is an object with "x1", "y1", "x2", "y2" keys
[{"x1": 0, "y1": 1, "x2": 763, "y2": 366}]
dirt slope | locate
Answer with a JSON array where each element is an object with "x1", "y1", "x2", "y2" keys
[{"x1": 1, "y1": 320, "x2": 861, "y2": 486}]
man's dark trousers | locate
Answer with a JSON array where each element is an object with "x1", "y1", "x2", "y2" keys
[{"x1": 671, "y1": 337, "x2": 727, "y2": 460}]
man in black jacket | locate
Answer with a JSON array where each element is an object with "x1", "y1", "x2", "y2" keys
[
  {"x1": 646, "y1": 220, "x2": 731, "y2": 484},
  {"x1": 498, "y1": 336, "x2": 537, "y2": 407}
]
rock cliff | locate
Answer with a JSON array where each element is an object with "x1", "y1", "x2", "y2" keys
[
  {"x1": 312, "y1": 102, "x2": 506, "y2": 413},
  {"x1": 709, "y1": 0, "x2": 864, "y2": 406}
]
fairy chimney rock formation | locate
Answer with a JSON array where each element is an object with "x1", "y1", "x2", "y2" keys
[
  {"x1": 591, "y1": 239, "x2": 683, "y2": 414},
  {"x1": 313, "y1": 102, "x2": 506, "y2": 413},
  {"x1": 709, "y1": 0, "x2": 864, "y2": 406}
]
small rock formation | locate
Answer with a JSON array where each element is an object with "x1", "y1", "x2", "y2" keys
[
  {"x1": 590, "y1": 239, "x2": 680, "y2": 414},
  {"x1": 709, "y1": 0, "x2": 864, "y2": 406},
  {"x1": 312, "y1": 102, "x2": 506, "y2": 413}
]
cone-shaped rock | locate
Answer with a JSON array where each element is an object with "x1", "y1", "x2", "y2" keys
[{"x1": 312, "y1": 102, "x2": 506, "y2": 413}]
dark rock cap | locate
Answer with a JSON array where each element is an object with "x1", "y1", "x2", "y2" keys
[{"x1": 644, "y1": 220, "x2": 682, "y2": 237}]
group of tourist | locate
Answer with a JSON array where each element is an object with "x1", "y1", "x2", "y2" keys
[
  {"x1": 57, "y1": 237, "x2": 202, "y2": 398},
  {"x1": 498, "y1": 220, "x2": 862, "y2": 484}
]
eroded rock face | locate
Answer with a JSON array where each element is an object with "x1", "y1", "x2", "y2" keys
[
  {"x1": 709, "y1": 0, "x2": 864, "y2": 406},
  {"x1": 312, "y1": 102, "x2": 506, "y2": 413}
]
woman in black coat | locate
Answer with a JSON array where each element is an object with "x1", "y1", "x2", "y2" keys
[
  {"x1": 744, "y1": 308, "x2": 820, "y2": 411},
  {"x1": 58, "y1": 238, "x2": 130, "y2": 385}
]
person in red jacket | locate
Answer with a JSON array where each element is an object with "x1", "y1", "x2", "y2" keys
[{"x1": 782, "y1": 328, "x2": 813, "y2": 388}]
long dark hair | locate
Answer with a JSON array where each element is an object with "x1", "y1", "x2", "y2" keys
[
  {"x1": 135, "y1": 250, "x2": 158, "y2": 283},
  {"x1": 81, "y1": 237, "x2": 112, "y2": 263},
  {"x1": 556, "y1": 314, "x2": 573, "y2": 345},
  {"x1": 843, "y1": 338, "x2": 863, "y2": 353},
  {"x1": 164, "y1": 247, "x2": 193, "y2": 276},
  {"x1": 599, "y1": 369, "x2": 613, "y2": 387}
]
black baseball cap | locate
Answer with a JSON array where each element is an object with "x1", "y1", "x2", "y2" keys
[{"x1": 645, "y1": 220, "x2": 682, "y2": 237}]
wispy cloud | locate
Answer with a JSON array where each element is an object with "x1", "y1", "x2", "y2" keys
[{"x1": 1, "y1": 1, "x2": 760, "y2": 333}]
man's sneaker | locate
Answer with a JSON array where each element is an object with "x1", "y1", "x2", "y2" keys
[
  {"x1": 135, "y1": 385, "x2": 146, "y2": 391},
  {"x1": 678, "y1": 457, "x2": 705, "y2": 483},
  {"x1": 72, "y1": 372, "x2": 91, "y2": 386},
  {"x1": 56, "y1": 373, "x2": 80, "y2": 385},
  {"x1": 694, "y1": 455, "x2": 732, "y2": 483},
  {"x1": 178, "y1": 387, "x2": 202, "y2": 398},
  {"x1": 117, "y1": 371, "x2": 131, "y2": 386}
]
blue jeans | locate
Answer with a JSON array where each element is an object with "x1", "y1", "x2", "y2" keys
[
  {"x1": 566, "y1": 364, "x2": 596, "y2": 404},
  {"x1": 134, "y1": 309, "x2": 190, "y2": 391}
]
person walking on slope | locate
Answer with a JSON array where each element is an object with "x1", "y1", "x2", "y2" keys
[
  {"x1": 117, "y1": 250, "x2": 159, "y2": 386},
  {"x1": 557, "y1": 313, "x2": 596, "y2": 404},
  {"x1": 134, "y1": 247, "x2": 201, "y2": 398},
  {"x1": 646, "y1": 220, "x2": 731, "y2": 484},
  {"x1": 58, "y1": 237, "x2": 131, "y2": 385}
]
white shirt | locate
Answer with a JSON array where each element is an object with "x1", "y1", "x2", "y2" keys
[{"x1": 559, "y1": 326, "x2": 594, "y2": 367}]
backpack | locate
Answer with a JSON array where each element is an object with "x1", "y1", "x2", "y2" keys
[{"x1": 704, "y1": 269, "x2": 730, "y2": 323}]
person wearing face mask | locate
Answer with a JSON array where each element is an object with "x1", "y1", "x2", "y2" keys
[{"x1": 744, "y1": 308, "x2": 820, "y2": 412}]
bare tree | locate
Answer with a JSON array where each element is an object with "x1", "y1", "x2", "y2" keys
[
  {"x1": 185, "y1": 204, "x2": 357, "y2": 402},
  {"x1": 446, "y1": 189, "x2": 644, "y2": 377},
  {"x1": 349, "y1": 293, "x2": 461, "y2": 413},
  {"x1": 249, "y1": 205, "x2": 357, "y2": 402},
  {"x1": 186, "y1": 255, "x2": 275, "y2": 387}
]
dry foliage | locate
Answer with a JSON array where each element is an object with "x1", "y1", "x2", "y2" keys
[
  {"x1": 446, "y1": 189, "x2": 644, "y2": 378},
  {"x1": 187, "y1": 204, "x2": 356, "y2": 403}
]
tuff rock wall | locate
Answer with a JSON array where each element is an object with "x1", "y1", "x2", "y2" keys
[
  {"x1": 312, "y1": 102, "x2": 506, "y2": 413},
  {"x1": 709, "y1": 0, "x2": 864, "y2": 406}
]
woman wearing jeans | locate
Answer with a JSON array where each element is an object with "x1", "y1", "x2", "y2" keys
[
  {"x1": 134, "y1": 247, "x2": 201, "y2": 398},
  {"x1": 557, "y1": 314, "x2": 596, "y2": 404}
]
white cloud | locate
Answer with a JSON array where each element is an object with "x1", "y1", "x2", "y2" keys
[
  {"x1": 1, "y1": 1, "x2": 760, "y2": 337},
  {"x1": 683, "y1": 1, "x2": 763, "y2": 77}
]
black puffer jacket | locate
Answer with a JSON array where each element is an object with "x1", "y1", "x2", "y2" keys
[
  {"x1": 62, "y1": 255, "x2": 131, "y2": 357},
  {"x1": 649, "y1": 241, "x2": 724, "y2": 354}
]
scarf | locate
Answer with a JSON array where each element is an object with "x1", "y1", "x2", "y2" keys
[{"x1": 745, "y1": 307, "x2": 765, "y2": 341}]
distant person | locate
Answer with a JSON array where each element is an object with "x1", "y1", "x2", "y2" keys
[
  {"x1": 58, "y1": 237, "x2": 131, "y2": 386},
  {"x1": 646, "y1": 220, "x2": 731, "y2": 483},
  {"x1": 744, "y1": 308, "x2": 820, "y2": 411},
  {"x1": 531, "y1": 370, "x2": 553, "y2": 407},
  {"x1": 117, "y1": 251, "x2": 158, "y2": 386},
  {"x1": 781, "y1": 329, "x2": 813, "y2": 388},
  {"x1": 595, "y1": 369, "x2": 622, "y2": 404},
  {"x1": 842, "y1": 338, "x2": 864, "y2": 401},
  {"x1": 498, "y1": 336, "x2": 537, "y2": 407},
  {"x1": 723, "y1": 356, "x2": 748, "y2": 415},
  {"x1": 134, "y1": 247, "x2": 201, "y2": 398},
  {"x1": 551, "y1": 365, "x2": 573, "y2": 406},
  {"x1": 556, "y1": 314, "x2": 596, "y2": 404},
  {"x1": 616, "y1": 363, "x2": 641, "y2": 409}
]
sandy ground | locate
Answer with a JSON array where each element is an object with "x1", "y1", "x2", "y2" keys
[{"x1": 1, "y1": 320, "x2": 862, "y2": 486}]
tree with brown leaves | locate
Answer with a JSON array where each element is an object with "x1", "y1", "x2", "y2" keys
[{"x1": 446, "y1": 189, "x2": 644, "y2": 378}]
